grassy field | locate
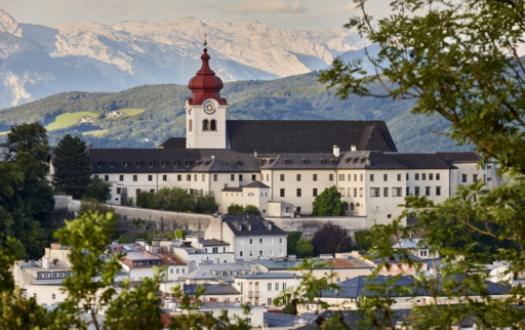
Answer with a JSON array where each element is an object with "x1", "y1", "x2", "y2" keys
[
  {"x1": 83, "y1": 129, "x2": 109, "y2": 137},
  {"x1": 46, "y1": 111, "x2": 100, "y2": 131}
]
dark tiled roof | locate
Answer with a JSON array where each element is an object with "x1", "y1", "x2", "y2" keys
[
  {"x1": 243, "y1": 180, "x2": 269, "y2": 189},
  {"x1": 200, "y1": 239, "x2": 229, "y2": 247},
  {"x1": 436, "y1": 152, "x2": 481, "y2": 164},
  {"x1": 235, "y1": 272, "x2": 297, "y2": 279},
  {"x1": 222, "y1": 186, "x2": 242, "y2": 192},
  {"x1": 88, "y1": 148, "x2": 260, "y2": 173},
  {"x1": 159, "y1": 137, "x2": 186, "y2": 149},
  {"x1": 321, "y1": 275, "x2": 510, "y2": 299},
  {"x1": 264, "y1": 312, "x2": 299, "y2": 328},
  {"x1": 263, "y1": 151, "x2": 456, "y2": 170},
  {"x1": 183, "y1": 283, "x2": 240, "y2": 296},
  {"x1": 223, "y1": 214, "x2": 286, "y2": 236},
  {"x1": 226, "y1": 120, "x2": 397, "y2": 153},
  {"x1": 261, "y1": 153, "x2": 340, "y2": 170}
]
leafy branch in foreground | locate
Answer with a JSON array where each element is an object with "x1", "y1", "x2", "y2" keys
[
  {"x1": 320, "y1": 0, "x2": 525, "y2": 174},
  {"x1": 319, "y1": 0, "x2": 525, "y2": 327}
]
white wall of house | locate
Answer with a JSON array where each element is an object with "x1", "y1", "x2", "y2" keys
[
  {"x1": 23, "y1": 284, "x2": 67, "y2": 307},
  {"x1": 233, "y1": 276, "x2": 300, "y2": 307},
  {"x1": 264, "y1": 169, "x2": 336, "y2": 214},
  {"x1": 232, "y1": 235, "x2": 286, "y2": 260}
]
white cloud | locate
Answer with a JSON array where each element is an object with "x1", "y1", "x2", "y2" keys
[{"x1": 231, "y1": 0, "x2": 306, "y2": 14}]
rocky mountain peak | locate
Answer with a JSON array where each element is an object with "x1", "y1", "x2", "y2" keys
[{"x1": 0, "y1": 9, "x2": 22, "y2": 37}]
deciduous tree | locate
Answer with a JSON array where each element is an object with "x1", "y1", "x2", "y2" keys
[
  {"x1": 311, "y1": 223, "x2": 351, "y2": 256},
  {"x1": 312, "y1": 187, "x2": 347, "y2": 216}
]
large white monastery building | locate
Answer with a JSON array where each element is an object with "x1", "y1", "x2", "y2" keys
[{"x1": 89, "y1": 46, "x2": 500, "y2": 225}]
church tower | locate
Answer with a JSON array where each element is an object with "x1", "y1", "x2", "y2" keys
[{"x1": 186, "y1": 45, "x2": 227, "y2": 149}]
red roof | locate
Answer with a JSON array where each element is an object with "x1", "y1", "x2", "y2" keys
[{"x1": 187, "y1": 48, "x2": 227, "y2": 106}]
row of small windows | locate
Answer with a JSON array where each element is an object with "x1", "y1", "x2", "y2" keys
[
  {"x1": 37, "y1": 271, "x2": 72, "y2": 279},
  {"x1": 370, "y1": 186, "x2": 442, "y2": 197},
  {"x1": 267, "y1": 282, "x2": 287, "y2": 291},
  {"x1": 369, "y1": 172, "x2": 442, "y2": 182},
  {"x1": 239, "y1": 249, "x2": 283, "y2": 257},
  {"x1": 338, "y1": 187, "x2": 365, "y2": 198},
  {"x1": 277, "y1": 173, "x2": 363, "y2": 182},
  {"x1": 241, "y1": 238, "x2": 284, "y2": 245},
  {"x1": 95, "y1": 160, "x2": 210, "y2": 169},
  {"x1": 101, "y1": 173, "x2": 259, "y2": 183},
  {"x1": 462, "y1": 174, "x2": 479, "y2": 183}
]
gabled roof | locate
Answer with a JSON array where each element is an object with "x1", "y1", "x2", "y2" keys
[
  {"x1": 235, "y1": 272, "x2": 298, "y2": 280},
  {"x1": 321, "y1": 275, "x2": 510, "y2": 299},
  {"x1": 223, "y1": 214, "x2": 286, "y2": 236},
  {"x1": 159, "y1": 137, "x2": 185, "y2": 149},
  {"x1": 200, "y1": 239, "x2": 229, "y2": 247},
  {"x1": 226, "y1": 120, "x2": 397, "y2": 153},
  {"x1": 222, "y1": 186, "x2": 242, "y2": 192},
  {"x1": 88, "y1": 148, "x2": 260, "y2": 173},
  {"x1": 243, "y1": 180, "x2": 269, "y2": 189},
  {"x1": 183, "y1": 283, "x2": 240, "y2": 296},
  {"x1": 436, "y1": 152, "x2": 481, "y2": 164}
]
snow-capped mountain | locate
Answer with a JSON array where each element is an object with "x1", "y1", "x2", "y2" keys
[{"x1": 0, "y1": 9, "x2": 365, "y2": 108}]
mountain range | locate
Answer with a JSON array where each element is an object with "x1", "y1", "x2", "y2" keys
[
  {"x1": 0, "y1": 72, "x2": 467, "y2": 152},
  {"x1": 0, "y1": 9, "x2": 469, "y2": 152},
  {"x1": 0, "y1": 9, "x2": 368, "y2": 108}
]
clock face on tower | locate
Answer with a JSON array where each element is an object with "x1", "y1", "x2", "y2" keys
[{"x1": 203, "y1": 99, "x2": 217, "y2": 115}]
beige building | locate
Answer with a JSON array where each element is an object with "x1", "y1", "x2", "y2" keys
[{"x1": 84, "y1": 46, "x2": 500, "y2": 227}]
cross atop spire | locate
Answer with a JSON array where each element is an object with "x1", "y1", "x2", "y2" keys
[{"x1": 203, "y1": 32, "x2": 208, "y2": 48}]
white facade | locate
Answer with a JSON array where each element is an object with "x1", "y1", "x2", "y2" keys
[
  {"x1": 185, "y1": 99, "x2": 227, "y2": 149},
  {"x1": 233, "y1": 273, "x2": 300, "y2": 307},
  {"x1": 204, "y1": 216, "x2": 288, "y2": 261},
  {"x1": 94, "y1": 154, "x2": 496, "y2": 228}
]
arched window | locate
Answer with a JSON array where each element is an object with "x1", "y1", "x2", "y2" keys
[
  {"x1": 210, "y1": 119, "x2": 217, "y2": 131},
  {"x1": 202, "y1": 119, "x2": 209, "y2": 131},
  {"x1": 349, "y1": 202, "x2": 355, "y2": 211}
]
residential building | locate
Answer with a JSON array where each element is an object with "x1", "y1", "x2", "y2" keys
[
  {"x1": 204, "y1": 214, "x2": 287, "y2": 260},
  {"x1": 233, "y1": 272, "x2": 300, "y2": 307}
]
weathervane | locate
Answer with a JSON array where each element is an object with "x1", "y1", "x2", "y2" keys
[{"x1": 203, "y1": 33, "x2": 208, "y2": 48}]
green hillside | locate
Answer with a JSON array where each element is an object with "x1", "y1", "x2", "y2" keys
[{"x1": 0, "y1": 73, "x2": 468, "y2": 152}]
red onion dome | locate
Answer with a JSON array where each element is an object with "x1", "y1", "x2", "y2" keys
[{"x1": 187, "y1": 48, "x2": 227, "y2": 106}]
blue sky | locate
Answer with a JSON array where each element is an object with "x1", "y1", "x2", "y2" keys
[{"x1": 0, "y1": 0, "x2": 389, "y2": 30}]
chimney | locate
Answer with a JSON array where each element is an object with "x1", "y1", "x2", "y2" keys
[
  {"x1": 253, "y1": 151, "x2": 258, "y2": 158},
  {"x1": 333, "y1": 145, "x2": 340, "y2": 158},
  {"x1": 350, "y1": 145, "x2": 357, "y2": 151}
]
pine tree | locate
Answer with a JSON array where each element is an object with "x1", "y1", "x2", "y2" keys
[{"x1": 53, "y1": 135, "x2": 91, "y2": 199}]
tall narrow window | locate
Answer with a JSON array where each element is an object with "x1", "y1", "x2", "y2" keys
[
  {"x1": 202, "y1": 119, "x2": 209, "y2": 131},
  {"x1": 188, "y1": 119, "x2": 193, "y2": 132},
  {"x1": 210, "y1": 119, "x2": 217, "y2": 131}
]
